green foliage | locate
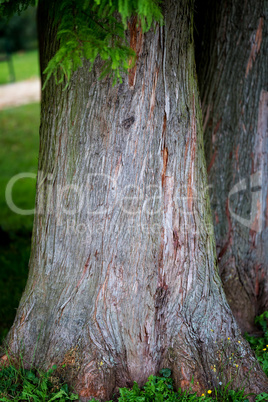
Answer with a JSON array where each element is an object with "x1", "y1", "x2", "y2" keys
[
  {"x1": 119, "y1": 375, "x2": 175, "y2": 401},
  {"x1": 104, "y1": 371, "x2": 253, "y2": 402},
  {"x1": 0, "y1": 363, "x2": 79, "y2": 401},
  {"x1": 160, "y1": 368, "x2": 172, "y2": 378},
  {"x1": 0, "y1": 361, "x2": 265, "y2": 401},
  {"x1": 245, "y1": 311, "x2": 268, "y2": 376},
  {"x1": 213, "y1": 386, "x2": 251, "y2": 402},
  {"x1": 43, "y1": 0, "x2": 163, "y2": 88},
  {"x1": 255, "y1": 393, "x2": 268, "y2": 402},
  {"x1": 0, "y1": 0, "x2": 163, "y2": 87},
  {"x1": 0, "y1": 0, "x2": 35, "y2": 19}
]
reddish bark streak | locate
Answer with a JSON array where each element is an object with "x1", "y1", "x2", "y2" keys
[
  {"x1": 207, "y1": 149, "x2": 217, "y2": 174},
  {"x1": 187, "y1": 177, "x2": 193, "y2": 212},
  {"x1": 20, "y1": 313, "x2": 25, "y2": 326},
  {"x1": 128, "y1": 18, "x2": 143, "y2": 89},
  {"x1": 173, "y1": 229, "x2": 179, "y2": 256},
  {"x1": 245, "y1": 18, "x2": 264, "y2": 77},
  {"x1": 235, "y1": 144, "x2": 239, "y2": 164},
  {"x1": 114, "y1": 155, "x2": 122, "y2": 178},
  {"x1": 80, "y1": 381, "x2": 107, "y2": 400},
  {"x1": 76, "y1": 255, "x2": 91, "y2": 289},
  {"x1": 0, "y1": 355, "x2": 9, "y2": 367},
  {"x1": 161, "y1": 147, "x2": 168, "y2": 187}
]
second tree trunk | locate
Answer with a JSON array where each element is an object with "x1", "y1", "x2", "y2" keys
[{"x1": 196, "y1": 0, "x2": 268, "y2": 333}]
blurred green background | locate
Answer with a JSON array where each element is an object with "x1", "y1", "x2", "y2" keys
[
  {"x1": 0, "y1": 50, "x2": 39, "y2": 84},
  {"x1": 0, "y1": 5, "x2": 39, "y2": 84},
  {"x1": 0, "y1": 104, "x2": 40, "y2": 341},
  {"x1": 0, "y1": 6, "x2": 40, "y2": 341},
  {"x1": 0, "y1": 6, "x2": 37, "y2": 53}
]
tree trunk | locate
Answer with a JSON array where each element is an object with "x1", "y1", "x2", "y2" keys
[
  {"x1": 3, "y1": 0, "x2": 268, "y2": 399},
  {"x1": 196, "y1": 0, "x2": 268, "y2": 334}
]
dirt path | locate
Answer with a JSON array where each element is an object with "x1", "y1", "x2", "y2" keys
[{"x1": 0, "y1": 78, "x2": 41, "y2": 110}]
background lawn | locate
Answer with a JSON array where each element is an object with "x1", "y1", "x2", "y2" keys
[
  {"x1": 0, "y1": 49, "x2": 39, "y2": 85},
  {"x1": 0, "y1": 103, "x2": 40, "y2": 341}
]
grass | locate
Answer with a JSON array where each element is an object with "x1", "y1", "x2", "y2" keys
[
  {"x1": 0, "y1": 103, "x2": 39, "y2": 341},
  {"x1": 0, "y1": 361, "x2": 267, "y2": 402},
  {"x1": 0, "y1": 50, "x2": 39, "y2": 85},
  {"x1": 0, "y1": 361, "x2": 79, "y2": 401},
  {"x1": 0, "y1": 103, "x2": 40, "y2": 232},
  {"x1": 245, "y1": 311, "x2": 268, "y2": 376},
  {"x1": 113, "y1": 373, "x2": 252, "y2": 402}
]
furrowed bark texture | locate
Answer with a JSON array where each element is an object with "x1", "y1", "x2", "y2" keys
[
  {"x1": 196, "y1": 0, "x2": 268, "y2": 333},
  {"x1": 5, "y1": 0, "x2": 268, "y2": 399}
]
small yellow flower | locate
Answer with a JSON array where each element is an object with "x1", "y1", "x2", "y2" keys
[
  {"x1": 207, "y1": 390, "x2": 212, "y2": 394},
  {"x1": 211, "y1": 329, "x2": 214, "y2": 332},
  {"x1": 263, "y1": 348, "x2": 267, "y2": 351},
  {"x1": 100, "y1": 361, "x2": 104, "y2": 366},
  {"x1": 213, "y1": 368, "x2": 216, "y2": 372},
  {"x1": 227, "y1": 337, "x2": 230, "y2": 340},
  {"x1": 238, "y1": 341, "x2": 241, "y2": 343},
  {"x1": 201, "y1": 394, "x2": 205, "y2": 397}
]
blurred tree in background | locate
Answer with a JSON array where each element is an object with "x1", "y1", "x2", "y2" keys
[{"x1": 0, "y1": 5, "x2": 37, "y2": 53}]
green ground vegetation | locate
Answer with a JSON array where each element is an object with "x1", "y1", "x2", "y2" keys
[
  {"x1": 0, "y1": 50, "x2": 39, "y2": 84},
  {"x1": 0, "y1": 361, "x2": 268, "y2": 401},
  {"x1": 245, "y1": 311, "x2": 268, "y2": 376}
]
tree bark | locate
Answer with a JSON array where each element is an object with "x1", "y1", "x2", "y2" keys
[
  {"x1": 3, "y1": 0, "x2": 268, "y2": 399},
  {"x1": 196, "y1": 0, "x2": 268, "y2": 334}
]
